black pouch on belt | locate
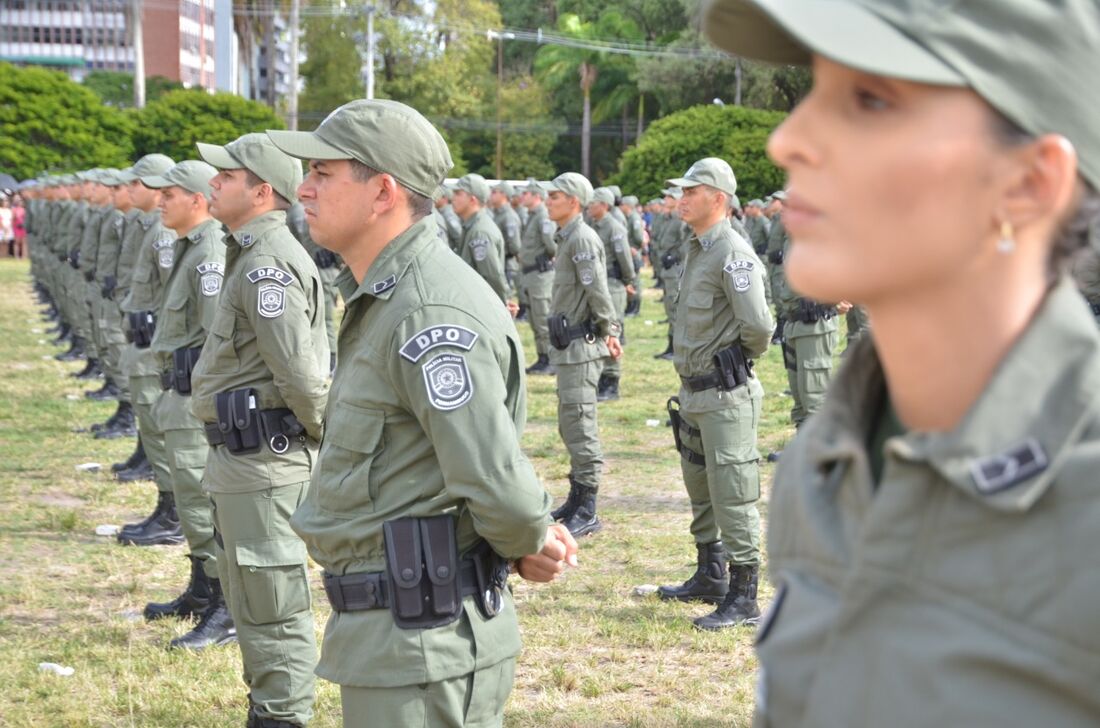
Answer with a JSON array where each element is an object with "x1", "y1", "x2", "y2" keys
[
  {"x1": 171, "y1": 346, "x2": 202, "y2": 395},
  {"x1": 548, "y1": 313, "x2": 570, "y2": 350},
  {"x1": 536, "y1": 253, "x2": 554, "y2": 273},
  {"x1": 713, "y1": 346, "x2": 750, "y2": 391},
  {"x1": 384, "y1": 515, "x2": 462, "y2": 630},
  {"x1": 215, "y1": 387, "x2": 263, "y2": 454}
]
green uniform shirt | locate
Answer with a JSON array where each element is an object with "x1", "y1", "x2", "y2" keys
[
  {"x1": 94, "y1": 207, "x2": 128, "y2": 289},
  {"x1": 440, "y1": 203, "x2": 462, "y2": 250},
  {"x1": 548, "y1": 213, "x2": 616, "y2": 365},
  {"x1": 150, "y1": 218, "x2": 224, "y2": 358},
  {"x1": 756, "y1": 278, "x2": 1100, "y2": 728},
  {"x1": 626, "y1": 209, "x2": 646, "y2": 250},
  {"x1": 76, "y1": 206, "x2": 106, "y2": 273},
  {"x1": 63, "y1": 201, "x2": 89, "y2": 258},
  {"x1": 123, "y1": 215, "x2": 176, "y2": 314},
  {"x1": 289, "y1": 215, "x2": 551, "y2": 688},
  {"x1": 673, "y1": 219, "x2": 773, "y2": 413},
  {"x1": 765, "y1": 213, "x2": 786, "y2": 264},
  {"x1": 519, "y1": 203, "x2": 556, "y2": 267},
  {"x1": 493, "y1": 204, "x2": 522, "y2": 258},
  {"x1": 190, "y1": 210, "x2": 329, "y2": 490},
  {"x1": 746, "y1": 214, "x2": 771, "y2": 256},
  {"x1": 593, "y1": 214, "x2": 635, "y2": 289},
  {"x1": 457, "y1": 208, "x2": 508, "y2": 302}
]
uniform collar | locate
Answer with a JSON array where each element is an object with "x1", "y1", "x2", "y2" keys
[
  {"x1": 807, "y1": 278, "x2": 1100, "y2": 512},
  {"x1": 181, "y1": 217, "x2": 221, "y2": 244},
  {"x1": 556, "y1": 213, "x2": 582, "y2": 240},
  {"x1": 460, "y1": 208, "x2": 483, "y2": 233},
  {"x1": 342, "y1": 216, "x2": 438, "y2": 304},
  {"x1": 227, "y1": 210, "x2": 286, "y2": 249},
  {"x1": 693, "y1": 218, "x2": 729, "y2": 250}
]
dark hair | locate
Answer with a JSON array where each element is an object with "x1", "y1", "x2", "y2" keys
[
  {"x1": 991, "y1": 112, "x2": 1100, "y2": 276},
  {"x1": 243, "y1": 170, "x2": 291, "y2": 210},
  {"x1": 349, "y1": 160, "x2": 434, "y2": 221}
]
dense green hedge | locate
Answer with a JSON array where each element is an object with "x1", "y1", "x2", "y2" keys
[{"x1": 607, "y1": 104, "x2": 787, "y2": 203}]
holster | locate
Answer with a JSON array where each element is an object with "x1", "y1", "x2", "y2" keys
[
  {"x1": 667, "y1": 396, "x2": 705, "y2": 466},
  {"x1": 795, "y1": 298, "x2": 837, "y2": 324},
  {"x1": 767, "y1": 249, "x2": 784, "y2": 265},
  {"x1": 170, "y1": 346, "x2": 202, "y2": 395},
  {"x1": 83, "y1": 269, "x2": 94, "y2": 282},
  {"x1": 464, "y1": 539, "x2": 509, "y2": 620},
  {"x1": 101, "y1": 275, "x2": 116, "y2": 298},
  {"x1": 608, "y1": 261, "x2": 624, "y2": 283},
  {"x1": 713, "y1": 346, "x2": 751, "y2": 391},
  {"x1": 547, "y1": 314, "x2": 595, "y2": 351},
  {"x1": 384, "y1": 516, "x2": 462, "y2": 630},
  {"x1": 215, "y1": 387, "x2": 263, "y2": 455},
  {"x1": 68, "y1": 250, "x2": 79, "y2": 269},
  {"x1": 128, "y1": 311, "x2": 156, "y2": 349},
  {"x1": 536, "y1": 253, "x2": 554, "y2": 273},
  {"x1": 661, "y1": 252, "x2": 680, "y2": 270}
]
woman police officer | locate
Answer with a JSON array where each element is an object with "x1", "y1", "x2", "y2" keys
[{"x1": 702, "y1": 1, "x2": 1100, "y2": 726}]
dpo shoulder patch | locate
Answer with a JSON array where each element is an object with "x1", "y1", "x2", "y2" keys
[
  {"x1": 197, "y1": 262, "x2": 224, "y2": 297},
  {"x1": 725, "y1": 259, "x2": 753, "y2": 293},
  {"x1": 400, "y1": 325, "x2": 479, "y2": 363},
  {"x1": 422, "y1": 353, "x2": 473, "y2": 411},
  {"x1": 247, "y1": 267, "x2": 295, "y2": 286}
]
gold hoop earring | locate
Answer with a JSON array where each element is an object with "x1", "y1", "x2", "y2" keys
[{"x1": 997, "y1": 220, "x2": 1015, "y2": 254}]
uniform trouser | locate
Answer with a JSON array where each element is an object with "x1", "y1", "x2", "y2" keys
[
  {"x1": 782, "y1": 321, "x2": 839, "y2": 427},
  {"x1": 99, "y1": 296, "x2": 129, "y2": 399},
  {"x1": 127, "y1": 366, "x2": 173, "y2": 492},
  {"x1": 522, "y1": 270, "x2": 554, "y2": 356},
  {"x1": 769, "y1": 265, "x2": 784, "y2": 323},
  {"x1": 761, "y1": 262, "x2": 773, "y2": 308},
  {"x1": 677, "y1": 383, "x2": 764, "y2": 566},
  {"x1": 602, "y1": 280, "x2": 628, "y2": 378},
  {"x1": 154, "y1": 389, "x2": 218, "y2": 577},
  {"x1": 68, "y1": 267, "x2": 93, "y2": 350},
  {"x1": 556, "y1": 360, "x2": 603, "y2": 490},
  {"x1": 86, "y1": 280, "x2": 103, "y2": 360},
  {"x1": 339, "y1": 658, "x2": 516, "y2": 728},
  {"x1": 212, "y1": 482, "x2": 316, "y2": 726}
]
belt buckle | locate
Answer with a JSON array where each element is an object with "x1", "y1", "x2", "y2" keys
[{"x1": 269, "y1": 433, "x2": 290, "y2": 454}]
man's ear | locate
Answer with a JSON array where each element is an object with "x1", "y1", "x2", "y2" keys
[{"x1": 999, "y1": 133, "x2": 1079, "y2": 231}]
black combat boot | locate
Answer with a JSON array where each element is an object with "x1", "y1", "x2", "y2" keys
[
  {"x1": 117, "y1": 459, "x2": 155, "y2": 482},
  {"x1": 596, "y1": 375, "x2": 620, "y2": 402},
  {"x1": 550, "y1": 475, "x2": 581, "y2": 522},
  {"x1": 56, "y1": 335, "x2": 85, "y2": 361},
  {"x1": 51, "y1": 322, "x2": 71, "y2": 344},
  {"x1": 92, "y1": 401, "x2": 125, "y2": 432},
  {"x1": 168, "y1": 578, "x2": 237, "y2": 650},
  {"x1": 117, "y1": 491, "x2": 185, "y2": 546},
  {"x1": 561, "y1": 483, "x2": 602, "y2": 538},
  {"x1": 119, "y1": 490, "x2": 168, "y2": 538},
  {"x1": 693, "y1": 564, "x2": 761, "y2": 631},
  {"x1": 113, "y1": 437, "x2": 146, "y2": 472},
  {"x1": 657, "y1": 542, "x2": 729, "y2": 604},
  {"x1": 144, "y1": 554, "x2": 213, "y2": 621},
  {"x1": 654, "y1": 335, "x2": 674, "y2": 360},
  {"x1": 72, "y1": 357, "x2": 101, "y2": 379},
  {"x1": 85, "y1": 377, "x2": 120, "y2": 401},
  {"x1": 253, "y1": 717, "x2": 303, "y2": 728},
  {"x1": 95, "y1": 401, "x2": 136, "y2": 439},
  {"x1": 525, "y1": 353, "x2": 554, "y2": 375}
]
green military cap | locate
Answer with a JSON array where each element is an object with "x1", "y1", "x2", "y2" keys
[
  {"x1": 525, "y1": 177, "x2": 546, "y2": 198},
  {"x1": 748, "y1": 198, "x2": 764, "y2": 207},
  {"x1": 606, "y1": 185, "x2": 622, "y2": 200},
  {"x1": 266, "y1": 99, "x2": 453, "y2": 199},
  {"x1": 729, "y1": 194, "x2": 741, "y2": 209},
  {"x1": 76, "y1": 170, "x2": 100, "y2": 183},
  {"x1": 621, "y1": 195, "x2": 639, "y2": 207},
  {"x1": 667, "y1": 157, "x2": 737, "y2": 197},
  {"x1": 662, "y1": 187, "x2": 684, "y2": 199},
  {"x1": 98, "y1": 169, "x2": 125, "y2": 186},
  {"x1": 591, "y1": 187, "x2": 615, "y2": 206},
  {"x1": 493, "y1": 180, "x2": 515, "y2": 197},
  {"x1": 648, "y1": 198, "x2": 662, "y2": 206},
  {"x1": 118, "y1": 153, "x2": 176, "y2": 184},
  {"x1": 142, "y1": 160, "x2": 218, "y2": 200},
  {"x1": 455, "y1": 173, "x2": 490, "y2": 204},
  {"x1": 702, "y1": 0, "x2": 1100, "y2": 192},
  {"x1": 771, "y1": 190, "x2": 788, "y2": 201},
  {"x1": 539, "y1": 172, "x2": 593, "y2": 206},
  {"x1": 197, "y1": 133, "x2": 303, "y2": 203}
]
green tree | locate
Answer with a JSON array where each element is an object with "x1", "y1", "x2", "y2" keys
[
  {"x1": 607, "y1": 103, "x2": 786, "y2": 202},
  {"x1": 0, "y1": 63, "x2": 134, "y2": 179},
  {"x1": 299, "y1": 0, "x2": 366, "y2": 130},
  {"x1": 81, "y1": 71, "x2": 183, "y2": 108},
  {"x1": 493, "y1": 76, "x2": 564, "y2": 180},
  {"x1": 131, "y1": 89, "x2": 284, "y2": 162}
]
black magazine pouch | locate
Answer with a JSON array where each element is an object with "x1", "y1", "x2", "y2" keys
[{"x1": 384, "y1": 516, "x2": 462, "y2": 630}]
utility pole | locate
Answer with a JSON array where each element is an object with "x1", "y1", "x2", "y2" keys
[
  {"x1": 488, "y1": 30, "x2": 514, "y2": 179},
  {"x1": 365, "y1": 5, "x2": 375, "y2": 100},
  {"x1": 288, "y1": 0, "x2": 300, "y2": 129},
  {"x1": 132, "y1": 0, "x2": 145, "y2": 108}
]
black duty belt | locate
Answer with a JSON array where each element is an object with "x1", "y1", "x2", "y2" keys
[
  {"x1": 1089, "y1": 301, "x2": 1100, "y2": 316},
  {"x1": 203, "y1": 407, "x2": 303, "y2": 455},
  {"x1": 522, "y1": 264, "x2": 542, "y2": 274},
  {"x1": 323, "y1": 559, "x2": 481, "y2": 613},
  {"x1": 680, "y1": 372, "x2": 724, "y2": 393}
]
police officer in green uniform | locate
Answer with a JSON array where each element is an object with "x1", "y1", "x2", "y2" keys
[
  {"x1": 268, "y1": 98, "x2": 577, "y2": 728},
  {"x1": 542, "y1": 173, "x2": 622, "y2": 538},
  {"x1": 656, "y1": 158, "x2": 773, "y2": 629},
  {"x1": 654, "y1": 189, "x2": 692, "y2": 360},
  {"x1": 763, "y1": 192, "x2": 788, "y2": 343},
  {"x1": 619, "y1": 195, "x2": 646, "y2": 317},
  {"x1": 137, "y1": 162, "x2": 231, "y2": 648},
  {"x1": 589, "y1": 187, "x2": 634, "y2": 402},
  {"x1": 451, "y1": 174, "x2": 509, "y2": 304},
  {"x1": 490, "y1": 181, "x2": 522, "y2": 308},
  {"x1": 519, "y1": 179, "x2": 557, "y2": 374},
  {"x1": 288, "y1": 200, "x2": 342, "y2": 372},
  {"x1": 704, "y1": 0, "x2": 1100, "y2": 724},
  {"x1": 112, "y1": 154, "x2": 177, "y2": 493},
  {"x1": 73, "y1": 172, "x2": 112, "y2": 384},
  {"x1": 190, "y1": 133, "x2": 328, "y2": 728},
  {"x1": 434, "y1": 185, "x2": 463, "y2": 251}
]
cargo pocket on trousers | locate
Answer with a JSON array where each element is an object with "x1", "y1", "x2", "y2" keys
[
  {"x1": 714, "y1": 447, "x2": 761, "y2": 505},
  {"x1": 235, "y1": 537, "x2": 311, "y2": 625},
  {"x1": 803, "y1": 357, "x2": 833, "y2": 396},
  {"x1": 315, "y1": 403, "x2": 385, "y2": 517}
]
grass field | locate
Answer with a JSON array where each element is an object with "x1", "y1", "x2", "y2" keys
[{"x1": 0, "y1": 255, "x2": 833, "y2": 727}]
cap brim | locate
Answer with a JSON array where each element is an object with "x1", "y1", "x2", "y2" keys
[
  {"x1": 266, "y1": 130, "x2": 351, "y2": 161},
  {"x1": 140, "y1": 174, "x2": 173, "y2": 189},
  {"x1": 537, "y1": 181, "x2": 561, "y2": 193},
  {"x1": 117, "y1": 171, "x2": 138, "y2": 183},
  {"x1": 703, "y1": 0, "x2": 966, "y2": 86},
  {"x1": 666, "y1": 177, "x2": 703, "y2": 189},
  {"x1": 195, "y1": 142, "x2": 242, "y2": 170}
]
